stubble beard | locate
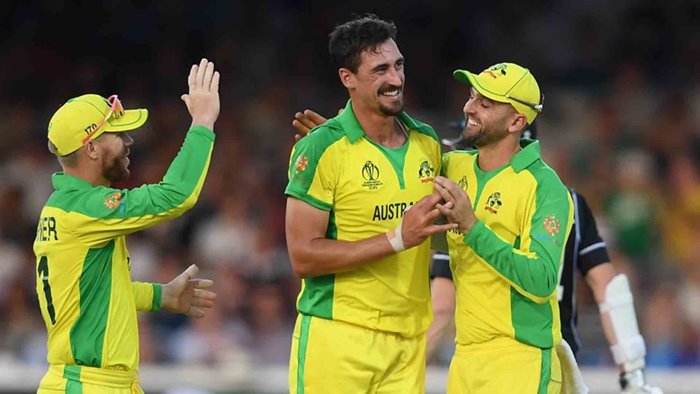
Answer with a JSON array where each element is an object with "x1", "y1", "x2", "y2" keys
[
  {"x1": 379, "y1": 100, "x2": 404, "y2": 116},
  {"x1": 104, "y1": 154, "x2": 130, "y2": 184},
  {"x1": 462, "y1": 121, "x2": 509, "y2": 148}
]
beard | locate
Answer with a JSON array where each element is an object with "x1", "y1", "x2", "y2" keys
[
  {"x1": 103, "y1": 153, "x2": 130, "y2": 184},
  {"x1": 462, "y1": 118, "x2": 509, "y2": 148},
  {"x1": 379, "y1": 99, "x2": 404, "y2": 116},
  {"x1": 377, "y1": 84, "x2": 404, "y2": 116}
]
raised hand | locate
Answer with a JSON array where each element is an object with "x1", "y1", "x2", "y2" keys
[
  {"x1": 181, "y1": 58, "x2": 221, "y2": 130},
  {"x1": 161, "y1": 264, "x2": 216, "y2": 318}
]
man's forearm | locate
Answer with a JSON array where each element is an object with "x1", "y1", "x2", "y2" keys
[{"x1": 290, "y1": 233, "x2": 397, "y2": 278}]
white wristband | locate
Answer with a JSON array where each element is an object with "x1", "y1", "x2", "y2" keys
[{"x1": 386, "y1": 220, "x2": 405, "y2": 252}]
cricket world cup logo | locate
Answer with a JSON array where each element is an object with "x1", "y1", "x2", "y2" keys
[{"x1": 362, "y1": 161, "x2": 383, "y2": 190}]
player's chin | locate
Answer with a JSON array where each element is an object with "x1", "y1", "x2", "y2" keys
[{"x1": 379, "y1": 100, "x2": 404, "y2": 116}]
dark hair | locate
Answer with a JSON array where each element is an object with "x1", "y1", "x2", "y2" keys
[{"x1": 328, "y1": 14, "x2": 398, "y2": 73}]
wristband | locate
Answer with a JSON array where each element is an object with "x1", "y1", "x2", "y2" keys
[{"x1": 386, "y1": 220, "x2": 405, "y2": 252}]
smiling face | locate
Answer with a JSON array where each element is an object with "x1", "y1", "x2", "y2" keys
[
  {"x1": 462, "y1": 88, "x2": 525, "y2": 148},
  {"x1": 95, "y1": 132, "x2": 134, "y2": 184},
  {"x1": 342, "y1": 39, "x2": 405, "y2": 116}
]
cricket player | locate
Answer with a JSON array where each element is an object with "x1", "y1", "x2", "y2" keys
[
  {"x1": 34, "y1": 58, "x2": 219, "y2": 393},
  {"x1": 285, "y1": 15, "x2": 455, "y2": 394}
]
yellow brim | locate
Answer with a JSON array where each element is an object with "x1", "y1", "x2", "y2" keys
[
  {"x1": 453, "y1": 69, "x2": 537, "y2": 123},
  {"x1": 452, "y1": 70, "x2": 511, "y2": 105},
  {"x1": 104, "y1": 108, "x2": 149, "y2": 132}
]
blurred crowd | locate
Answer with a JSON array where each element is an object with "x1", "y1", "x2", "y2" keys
[{"x1": 0, "y1": 0, "x2": 698, "y2": 371}]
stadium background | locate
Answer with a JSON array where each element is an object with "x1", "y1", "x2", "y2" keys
[{"x1": 0, "y1": 0, "x2": 699, "y2": 392}]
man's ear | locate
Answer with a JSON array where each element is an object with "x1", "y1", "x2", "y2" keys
[
  {"x1": 508, "y1": 114, "x2": 528, "y2": 135},
  {"x1": 84, "y1": 140, "x2": 100, "y2": 160},
  {"x1": 339, "y1": 68, "x2": 355, "y2": 90}
]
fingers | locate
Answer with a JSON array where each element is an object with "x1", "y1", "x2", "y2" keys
[
  {"x1": 426, "y1": 222, "x2": 459, "y2": 234},
  {"x1": 187, "y1": 64, "x2": 197, "y2": 91},
  {"x1": 414, "y1": 191, "x2": 444, "y2": 211},
  {"x1": 182, "y1": 264, "x2": 199, "y2": 279},
  {"x1": 210, "y1": 71, "x2": 220, "y2": 92},
  {"x1": 187, "y1": 307, "x2": 206, "y2": 319},
  {"x1": 305, "y1": 110, "x2": 327, "y2": 125},
  {"x1": 195, "y1": 58, "x2": 208, "y2": 89},
  {"x1": 292, "y1": 116, "x2": 311, "y2": 135},
  {"x1": 295, "y1": 111, "x2": 321, "y2": 131},
  {"x1": 203, "y1": 61, "x2": 215, "y2": 90},
  {"x1": 434, "y1": 183, "x2": 454, "y2": 206},
  {"x1": 190, "y1": 278, "x2": 214, "y2": 289},
  {"x1": 193, "y1": 288, "x2": 217, "y2": 300}
]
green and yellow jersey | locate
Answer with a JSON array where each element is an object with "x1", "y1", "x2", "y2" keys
[
  {"x1": 443, "y1": 139, "x2": 573, "y2": 349},
  {"x1": 33, "y1": 125, "x2": 214, "y2": 374},
  {"x1": 285, "y1": 100, "x2": 442, "y2": 338}
]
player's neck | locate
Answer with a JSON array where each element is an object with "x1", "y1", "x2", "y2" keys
[
  {"x1": 63, "y1": 165, "x2": 110, "y2": 187},
  {"x1": 351, "y1": 101, "x2": 405, "y2": 148},
  {"x1": 476, "y1": 136, "x2": 521, "y2": 172}
]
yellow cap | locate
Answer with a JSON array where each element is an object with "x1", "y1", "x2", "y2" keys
[
  {"x1": 453, "y1": 62, "x2": 543, "y2": 124},
  {"x1": 47, "y1": 94, "x2": 148, "y2": 156}
]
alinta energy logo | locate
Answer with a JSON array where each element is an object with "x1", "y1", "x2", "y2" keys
[
  {"x1": 484, "y1": 191, "x2": 503, "y2": 214},
  {"x1": 418, "y1": 160, "x2": 435, "y2": 183},
  {"x1": 361, "y1": 161, "x2": 382, "y2": 190}
]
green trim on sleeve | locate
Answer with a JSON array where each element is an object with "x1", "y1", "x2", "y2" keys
[
  {"x1": 152, "y1": 283, "x2": 162, "y2": 312},
  {"x1": 286, "y1": 189, "x2": 333, "y2": 212},
  {"x1": 463, "y1": 219, "x2": 557, "y2": 300}
]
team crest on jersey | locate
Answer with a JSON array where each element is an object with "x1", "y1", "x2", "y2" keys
[
  {"x1": 484, "y1": 192, "x2": 502, "y2": 214},
  {"x1": 295, "y1": 155, "x2": 308, "y2": 173},
  {"x1": 361, "y1": 161, "x2": 382, "y2": 190},
  {"x1": 104, "y1": 192, "x2": 122, "y2": 209},
  {"x1": 544, "y1": 215, "x2": 561, "y2": 236},
  {"x1": 458, "y1": 176, "x2": 468, "y2": 191},
  {"x1": 418, "y1": 160, "x2": 435, "y2": 183}
]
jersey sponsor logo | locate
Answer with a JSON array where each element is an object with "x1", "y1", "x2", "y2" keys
[
  {"x1": 448, "y1": 228, "x2": 463, "y2": 235},
  {"x1": 372, "y1": 201, "x2": 414, "y2": 221},
  {"x1": 544, "y1": 215, "x2": 561, "y2": 236},
  {"x1": 104, "y1": 192, "x2": 122, "y2": 209},
  {"x1": 484, "y1": 192, "x2": 503, "y2": 214},
  {"x1": 418, "y1": 160, "x2": 435, "y2": 183},
  {"x1": 361, "y1": 161, "x2": 383, "y2": 190},
  {"x1": 36, "y1": 216, "x2": 58, "y2": 242},
  {"x1": 294, "y1": 155, "x2": 308, "y2": 173}
]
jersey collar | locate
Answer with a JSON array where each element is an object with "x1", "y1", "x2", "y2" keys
[
  {"x1": 332, "y1": 99, "x2": 419, "y2": 143},
  {"x1": 510, "y1": 138, "x2": 541, "y2": 172},
  {"x1": 51, "y1": 172, "x2": 97, "y2": 191}
]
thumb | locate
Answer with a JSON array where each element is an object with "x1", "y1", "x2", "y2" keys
[
  {"x1": 181, "y1": 94, "x2": 190, "y2": 107},
  {"x1": 182, "y1": 264, "x2": 199, "y2": 280}
]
